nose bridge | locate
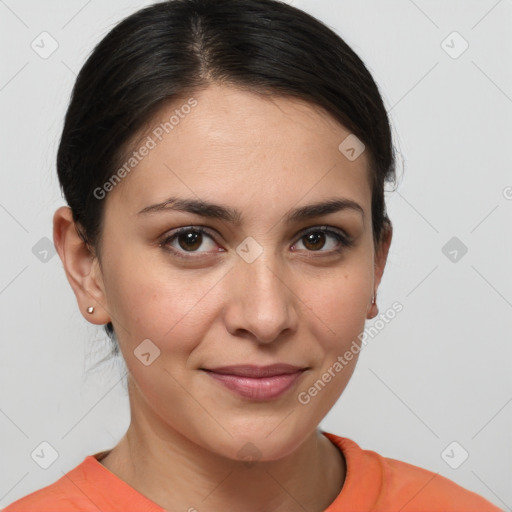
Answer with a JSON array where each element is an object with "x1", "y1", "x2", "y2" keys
[{"x1": 224, "y1": 245, "x2": 297, "y2": 343}]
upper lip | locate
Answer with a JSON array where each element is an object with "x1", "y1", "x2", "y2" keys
[{"x1": 202, "y1": 364, "x2": 307, "y2": 378}]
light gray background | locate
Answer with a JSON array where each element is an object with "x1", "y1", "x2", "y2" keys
[{"x1": 0, "y1": 0, "x2": 511, "y2": 509}]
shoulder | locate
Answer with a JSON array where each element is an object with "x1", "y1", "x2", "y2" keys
[
  {"x1": 324, "y1": 432, "x2": 503, "y2": 512},
  {"x1": 378, "y1": 454, "x2": 501, "y2": 511},
  {"x1": 2, "y1": 457, "x2": 101, "y2": 512}
]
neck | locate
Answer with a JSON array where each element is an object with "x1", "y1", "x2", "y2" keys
[{"x1": 100, "y1": 379, "x2": 346, "y2": 512}]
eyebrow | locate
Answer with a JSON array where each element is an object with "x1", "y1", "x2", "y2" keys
[{"x1": 137, "y1": 196, "x2": 364, "y2": 224}]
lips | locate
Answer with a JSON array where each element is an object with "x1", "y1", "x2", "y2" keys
[
  {"x1": 202, "y1": 364, "x2": 306, "y2": 378},
  {"x1": 201, "y1": 364, "x2": 308, "y2": 401}
]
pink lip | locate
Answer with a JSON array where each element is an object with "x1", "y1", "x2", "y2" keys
[{"x1": 201, "y1": 364, "x2": 308, "y2": 401}]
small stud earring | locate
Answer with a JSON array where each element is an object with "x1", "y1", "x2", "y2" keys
[{"x1": 87, "y1": 306, "x2": 95, "y2": 314}]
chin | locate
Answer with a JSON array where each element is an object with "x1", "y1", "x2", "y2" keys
[{"x1": 199, "y1": 420, "x2": 315, "y2": 464}]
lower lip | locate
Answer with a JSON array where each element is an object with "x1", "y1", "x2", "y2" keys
[{"x1": 204, "y1": 370, "x2": 305, "y2": 401}]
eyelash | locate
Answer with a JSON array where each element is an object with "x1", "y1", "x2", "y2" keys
[{"x1": 159, "y1": 225, "x2": 354, "y2": 259}]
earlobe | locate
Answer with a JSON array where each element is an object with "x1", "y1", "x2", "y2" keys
[
  {"x1": 366, "y1": 293, "x2": 379, "y2": 319},
  {"x1": 52, "y1": 206, "x2": 111, "y2": 325}
]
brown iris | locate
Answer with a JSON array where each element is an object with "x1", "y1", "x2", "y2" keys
[
  {"x1": 178, "y1": 231, "x2": 203, "y2": 251},
  {"x1": 303, "y1": 231, "x2": 326, "y2": 251}
]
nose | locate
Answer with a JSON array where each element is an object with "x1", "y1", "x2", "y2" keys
[{"x1": 223, "y1": 254, "x2": 299, "y2": 345}]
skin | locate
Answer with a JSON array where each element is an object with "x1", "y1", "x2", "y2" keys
[{"x1": 53, "y1": 83, "x2": 392, "y2": 512}]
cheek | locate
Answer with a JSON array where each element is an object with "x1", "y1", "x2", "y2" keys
[
  {"x1": 295, "y1": 270, "x2": 369, "y2": 414},
  {"x1": 103, "y1": 254, "x2": 222, "y2": 348},
  {"x1": 296, "y1": 265, "x2": 372, "y2": 344}
]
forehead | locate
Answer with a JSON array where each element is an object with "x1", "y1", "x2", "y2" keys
[{"x1": 106, "y1": 84, "x2": 372, "y2": 220}]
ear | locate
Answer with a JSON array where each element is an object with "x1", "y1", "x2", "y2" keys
[
  {"x1": 53, "y1": 206, "x2": 111, "y2": 325},
  {"x1": 367, "y1": 222, "x2": 393, "y2": 319}
]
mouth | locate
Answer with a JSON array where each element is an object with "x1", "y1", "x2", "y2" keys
[{"x1": 200, "y1": 364, "x2": 309, "y2": 401}]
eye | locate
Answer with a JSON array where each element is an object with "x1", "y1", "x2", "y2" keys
[
  {"x1": 159, "y1": 225, "x2": 353, "y2": 259},
  {"x1": 292, "y1": 226, "x2": 352, "y2": 253},
  {"x1": 159, "y1": 227, "x2": 220, "y2": 256}
]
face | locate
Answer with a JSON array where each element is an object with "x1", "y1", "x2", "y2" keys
[{"x1": 64, "y1": 84, "x2": 390, "y2": 461}]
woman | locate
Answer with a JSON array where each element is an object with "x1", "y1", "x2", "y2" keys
[{"x1": 3, "y1": 0, "x2": 501, "y2": 510}]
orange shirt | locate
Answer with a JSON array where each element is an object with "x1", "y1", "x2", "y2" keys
[{"x1": 2, "y1": 431, "x2": 502, "y2": 511}]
